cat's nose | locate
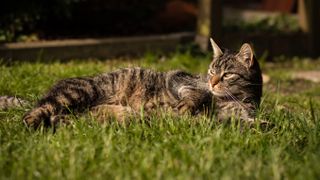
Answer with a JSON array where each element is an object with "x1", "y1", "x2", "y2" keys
[{"x1": 209, "y1": 75, "x2": 220, "y2": 87}]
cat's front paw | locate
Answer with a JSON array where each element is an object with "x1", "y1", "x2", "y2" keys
[
  {"x1": 174, "y1": 100, "x2": 195, "y2": 115},
  {"x1": 243, "y1": 118, "x2": 274, "y2": 130}
]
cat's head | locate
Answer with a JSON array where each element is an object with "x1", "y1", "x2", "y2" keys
[{"x1": 207, "y1": 38, "x2": 262, "y2": 105}]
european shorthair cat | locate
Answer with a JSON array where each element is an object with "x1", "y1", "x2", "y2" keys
[{"x1": 0, "y1": 38, "x2": 262, "y2": 129}]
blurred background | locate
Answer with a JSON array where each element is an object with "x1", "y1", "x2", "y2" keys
[
  {"x1": 0, "y1": 0, "x2": 319, "y2": 60},
  {"x1": 1, "y1": 2, "x2": 320, "y2": 178}
]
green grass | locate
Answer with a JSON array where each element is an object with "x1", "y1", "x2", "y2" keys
[{"x1": 1, "y1": 54, "x2": 320, "y2": 179}]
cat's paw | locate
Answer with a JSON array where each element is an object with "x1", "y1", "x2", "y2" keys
[
  {"x1": 257, "y1": 120, "x2": 275, "y2": 130},
  {"x1": 22, "y1": 105, "x2": 53, "y2": 129},
  {"x1": 244, "y1": 119, "x2": 274, "y2": 131},
  {"x1": 174, "y1": 100, "x2": 194, "y2": 115},
  {"x1": 23, "y1": 113, "x2": 43, "y2": 129}
]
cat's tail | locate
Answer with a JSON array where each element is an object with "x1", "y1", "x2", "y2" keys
[{"x1": 0, "y1": 96, "x2": 29, "y2": 110}]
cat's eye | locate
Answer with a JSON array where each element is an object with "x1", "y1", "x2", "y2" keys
[{"x1": 221, "y1": 73, "x2": 234, "y2": 80}]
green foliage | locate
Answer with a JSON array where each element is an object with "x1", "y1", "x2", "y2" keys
[
  {"x1": 224, "y1": 13, "x2": 300, "y2": 34},
  {"x1": 0, "y1": 55, "x2": 320, "y2": 179}
]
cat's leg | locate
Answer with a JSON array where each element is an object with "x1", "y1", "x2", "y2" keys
[
  {"x1": 166, "y1": 71, "x2": 212, "y2": 115},
  {"x1": 23, "y1": 104, "x2": 73, "y2": 129},
  {"x1": 23, "y1": 104, "x2": 56, "y2": 128},
  {"x1": 216, "y1": 107, "x2": 274, "y2": 130},
  {"x1": 175, "y1": 99, "x2": 197, "y2": 115},
  {"x1": 90, "y1": 104, "x2": 138, "y2": 124},
  {"x1": 23, "y1": 77, "x2": 103, "y2": 129},
  {"x1": 174, "y1": 86, "x2": 212, "y2": 115}
]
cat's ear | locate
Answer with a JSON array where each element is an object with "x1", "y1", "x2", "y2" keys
[
  {"x1": 237, "y1": 43, "x2": 255, "y2": 68},
  {"x1": 210, "y1": 38, "x2": 223, "y2": 58}
]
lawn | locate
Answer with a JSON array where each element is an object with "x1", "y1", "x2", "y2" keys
[{"x1": 0, "y1": 53, "x2": 320, "y2": 179}]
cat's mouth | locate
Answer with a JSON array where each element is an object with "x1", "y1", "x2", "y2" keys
[
  {"x1": 209, "y1": 84, "x2": 227, "y2": 97},
  {"x1": 208, "y1": 77, "x2": 227, "y2": 97}
]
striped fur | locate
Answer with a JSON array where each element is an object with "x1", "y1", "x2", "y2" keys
[
  {"x1": 207, "y1": 41, "x2": 262, "y2": 121},
  {"x1": 22, "y1": 68, "x2": 213, "y2": 128},
  {"x1": 0, "y1": 96, "x2": 28, "y2": 110},
  {"x1": 4, "y1": 40, "x2": 262, "y2": 129}
]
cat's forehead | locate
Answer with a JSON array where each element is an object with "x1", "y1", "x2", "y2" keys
[
  {"x1": 210, "y1": 51, "x2": 237, "y2": 68},
  {"x1": 209, "y1": 51, "x2": 249, "y2": 75}
]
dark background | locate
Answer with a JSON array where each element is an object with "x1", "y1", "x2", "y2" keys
[{"x1": 1, "y1": 0, "x2": 296, "y2": 42}]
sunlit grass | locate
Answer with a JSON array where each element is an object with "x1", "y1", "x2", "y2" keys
[{"x1": 0, "y1": 54, "x2": 319, "y2": 179}]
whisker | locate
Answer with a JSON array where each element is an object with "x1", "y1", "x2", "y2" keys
[
  {"x1": 223, "y1": 90, "x2": 239, "y2": 103},
  {"x1": 223, "y1": 89, "x2": 248, "y2": 109}
]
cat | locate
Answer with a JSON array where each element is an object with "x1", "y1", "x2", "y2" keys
[
  {"x1": 0, "y1": 38, "x2": 262, "y2": 129},
  {"x1": 0, "y1": 96, "x2": 28, "y2": 110}
]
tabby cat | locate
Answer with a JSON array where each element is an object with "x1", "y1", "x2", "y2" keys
[{"x1": 0, "y1": 38, "x2": 262, "y2": 129}]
